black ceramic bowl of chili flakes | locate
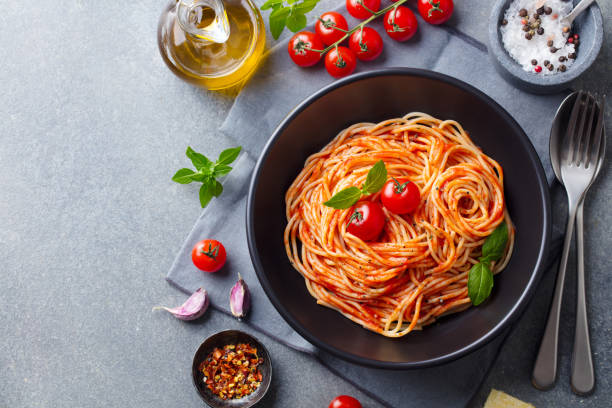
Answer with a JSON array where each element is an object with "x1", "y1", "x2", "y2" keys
[{"x1": 192, "y1": 330, "x2": 272, "y2": 408}]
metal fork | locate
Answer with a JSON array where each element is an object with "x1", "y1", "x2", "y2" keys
[{"x1": 532, "y1": 92, "x2": 606, "y2": 392}]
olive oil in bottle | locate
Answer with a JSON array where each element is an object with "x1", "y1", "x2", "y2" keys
[{"x1": 158, "y1": 0, "x2": 266, "y2": 90}]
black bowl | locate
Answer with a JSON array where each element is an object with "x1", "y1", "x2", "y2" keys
[
  {"x1": 247, "y1": 68, "x2": 551, "y2": 369},
  {"x1": 192, "y1": 330, "x2": 272, "y2": 407}
]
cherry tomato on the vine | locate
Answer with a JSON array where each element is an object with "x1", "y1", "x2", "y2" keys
[
  {"x1": 287, "y1": 31, "x2": 324, "y2": 67},
  {"x1": 316, "y1": 12, "x2": 349, "y2": 46},
  {"x1": 346, "y1": 0, "x2": 381, "y2": 19},
  {"x1": 192, "y1": 239, "x2": 227, "y2": 272},
  {"x1": 325, "y1": 46, "x2": 357, "y2": 78},
  {"x1": 349, "y1": 27, "x2": 384, "y2": 61},
  {"x1": 384, "y1": 6, "x2": 418, "y2": 42},
  {"x1": 329, "y1": 395, "x2": 363, "y2": 408},
  {"x1": 346, "y1": 201, "x2": 385, "y2": 241},
  {"x1": 418, "y1": 0, "x2": 454, "y2": 25},
  {"x1": 381, "y1": 177, "x2": 421, "y2": 214}
]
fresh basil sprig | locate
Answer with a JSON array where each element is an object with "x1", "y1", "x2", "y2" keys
[
  {"x1": 172, "y1": 146, "x2": 242, "y2": 208},
  {"x1": 324, "y1": 160, "x2": 387, "y2": 209},
  {"x1": 468, "y1": 221, "x2": 509, "y2": 306},
  {"x1": 261, "y1": 0, "x2": 321, "y2": 40}
]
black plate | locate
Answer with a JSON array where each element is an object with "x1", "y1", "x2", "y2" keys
[
  {"x1": 192, "y1": 330, "x2": 272, "y2": 407},
  {"x1": 246, "y1": 68, "x2": 551, "y2": 369}
]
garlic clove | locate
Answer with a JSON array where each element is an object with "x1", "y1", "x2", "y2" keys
[
  {"x1": 153, "y1": 287, "x2": 210, "y2": 321},
  {"x1": 230, "y1": 273, "x2": 251, "y2": 319}
]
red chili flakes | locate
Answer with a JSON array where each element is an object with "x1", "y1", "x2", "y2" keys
[{"x1": 199, "y1": 343, "x2": 263, "y2": 400}]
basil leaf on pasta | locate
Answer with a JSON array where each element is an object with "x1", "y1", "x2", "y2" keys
[
  {"x1": 480, "y1": 221, "x2": 508, "y2": 264},
  {"x1": 362, "y1": 160, "x2": 387, "y2": 195},
  {"x1": 468, "y1": 262, "x2": 494, "y2": 306},
  {"x1": 323, "y1": 187, "x2": 362, "y2": 209}
]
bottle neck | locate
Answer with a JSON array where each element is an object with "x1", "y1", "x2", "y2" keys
[{"x1": 177, "y1": 0, "x2": 230, "y2": 43}]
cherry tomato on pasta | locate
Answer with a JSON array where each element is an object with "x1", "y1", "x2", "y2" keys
[
  {"x1": 288, "y1": 31, "x2": 324, "y2": 67},
  {"x1": 346, "y1": 0, "x2": 380, "y2": 20},
  {"x1": 192, "y1": 239, "x2": 227, "y2": 272},
  {"x1": 381, "y1": 178, "x2": 421, "y2": 214},
  {"x1": 325, "y1": 46, "x2": 357, "y2": 78},
  {"x1": 346, "y1": 201, "x2": 385, "y2": 241},
  {"x1": 349, "y1": 27, "x2": 384, "y2": 61},
  {"x1": 315, "y1": 12, "x2": 349, "y2": 46},
  {"x1": 418, "y1": 0, "x2": 454, "y2": 25},
  {"x1": 329, "y1": 395, "x2": 363, "y2": 408},
  {"x1": 384, "y1": 6, "x2": 418, "y2": 42}
]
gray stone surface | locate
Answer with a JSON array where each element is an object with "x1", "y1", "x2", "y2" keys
[{"x1": 0, "y1": 1, "x2": 609, "y2": 408}]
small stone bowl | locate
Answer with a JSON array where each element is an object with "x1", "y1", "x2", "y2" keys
[
  {"x1": 192, "y1": 330, "x2": 272, "y2": 408},
  {"x1": 488, "y1": 0, "x2": 603, "y2": 94}
]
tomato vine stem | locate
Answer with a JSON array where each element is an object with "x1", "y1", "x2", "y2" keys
[{"x1": 307, "y1": 0, "x2": 408, "y2": 55}]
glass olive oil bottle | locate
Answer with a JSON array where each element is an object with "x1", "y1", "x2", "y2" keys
[{"x1": 158, "y1": 0, "x2": 266, "y2": 90}]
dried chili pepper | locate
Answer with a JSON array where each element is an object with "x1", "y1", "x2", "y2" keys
[{"x1": 199, "y1": 343, "x2": 263, "y2": 400}]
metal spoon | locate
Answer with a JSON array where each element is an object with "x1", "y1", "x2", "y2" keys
[
  {"x1": 533, "y1": 91, "x2": 605, "y2": 394},
  {"x1": 560, "y1": 0, "x2": 597, "y2": 28}
]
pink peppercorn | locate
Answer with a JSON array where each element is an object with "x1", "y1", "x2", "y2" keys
[
  {"x1": 574, "y1": 34, "x2": 579, "y2": 40},
  {"x1": 568, "y1": 37, "x2": 574, "y2": 43},
  {"x1": 521, "y1": 18, "x2": 527, "y2": 25},
  {"x1": 534, "y1": 66, "x2": 542, "y2": 73}
]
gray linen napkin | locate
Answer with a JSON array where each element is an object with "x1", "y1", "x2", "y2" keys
[{"x1": 167, "y1": 7, "x2": 567, "y2": 407}]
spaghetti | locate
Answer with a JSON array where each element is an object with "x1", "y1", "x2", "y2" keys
[{"x1": 284, "y1": 112, "x2": 514, "y2": 337}]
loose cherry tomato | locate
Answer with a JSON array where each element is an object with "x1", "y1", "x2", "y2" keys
[
  {"x1": 316, "y1": 12, "x2": 349, "y2": 46},
  {"x1": 418, "y1": 0, "x2": 454, "y2": 25},
  {"x1": 288, "y1": 31, "x2": 324, "y2": 67},
  {"x1": 325, "y1": 46, "x2": 357, "y2": 78},
  {"x1": 329, "y1": 395, "x2": 363, "y2": 408},
  {"x1": 384, "y1": 6, "x2": 418, "y2": 42},
  {"x1": 349, "y1": 27, "x2": 384, "y2": 61},
  {"x1": 192, "y1": 239, "x2": 227, "y2": 272},
  {"x1": 381, "y1": 177, "x2": 421, "y2": 214},
  {"x1": 346, "y1": 0, "x2": 380, "y2": 19},
  {"x1": 346, "y1": 201, "x2": 385, "y2": 241}
]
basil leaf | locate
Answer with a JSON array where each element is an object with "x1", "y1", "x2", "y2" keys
[
  {"x1": 269, "y1": 6, "x2": 290, "y2": 39},
  {"x1": 362, "y1": 160, "x2": 387, "y2": 195},
  {"x1": 217, "y1": 146, "x2": 242, "y2": 166},
  {"x1": 480, "y1": 221, "x2": 508, "y2": 264},
  {"x1": 292, "y1": 0, "x2": 319, "y2": 14},
  {"x1": 214, "y1": 165, "x2": 233, "y2": 177},
  {"x1": 190, "y1": 172, "x2": 207, "y2": 182},
  {"x1": 323, "y1": 187, "x2": 362, "y2": 209},
  {"x1": 213, "y1": 180, "x2": 223, "y2": 197},
  {"x1": 286, "y1": 11, "x2": 307, "y2": 32},
  {"x1": 186, "y1": 146, "x2": 212, "y2": 171},
  {"x1": 468, "y1": 262, "x2": 494, "y2": 306},
  {"x1": 172, "y1": 168, "x2": 196, "y2": 184},
  {"x1": 199, "y1": 182, "x2": 214, "y2": 208},
  {"x1": 261, "y1": 0, "x2": 283, "y2": 10}
]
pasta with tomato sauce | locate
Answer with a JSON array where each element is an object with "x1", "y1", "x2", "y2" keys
[{"x1": 284, "y1": 112, "x2": 514, "y2": 337}]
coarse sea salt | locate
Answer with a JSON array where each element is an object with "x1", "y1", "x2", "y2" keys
[{"x1": 501, "y1": 0, "x2": 576, "y2": 75}]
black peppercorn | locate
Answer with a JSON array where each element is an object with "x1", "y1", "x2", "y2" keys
[
  {"x1": 548, "y1": 64, "x2": 554, "y2": 71},
  {"x1": 568, "y1": 52, "x2": 577, "y2": 59},
  {"x1": 550, "y1": 47, "x2": 558, "y2": 53},
  {"x1": 537, "y1": 27, "x2": 544, "y2": 35},
  {"x1": 523, "y1": 25, "x2": 530, "y2": 32},
  {"x1": 547, "y1": 39, "x2": 554, "y2": 47},
  {"x1": 501, "y1": 18, "x2": 508, "y2": 26},
  {"x1": 559, "y1": 65, "x2": 567, "y2": 72},
  {"x1": 525, "y1": 33, "x2": 533, "y2": 40},
  {"x1": 532, "y1": 13, "x2": 540, "y2": 20},
  {"x1": 537, "y1": 6, "x2": 545, "y2": 15},
  {"x1": 544, "y1": 6, "x2": 552, "y2": 15},
  {"x1": 531, "y1": 59, "x2": 538, "y2": 66},
  {"x1": 543, "y1": 60, "x2": 550, "y2": 66},
  {"x1": 519, "y1": 8, "x2": 527, "y2": 17},
  {"x1": 559, "y1": 56, "x2": 566, "y2": 62}
]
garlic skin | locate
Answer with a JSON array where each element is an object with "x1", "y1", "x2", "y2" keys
[
  {"x1": 230, "y1": 274, "x2": 251, "y2": 319},
  {"x1": 153, "y1": 288, "x2": 209, "y2": 321}
]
